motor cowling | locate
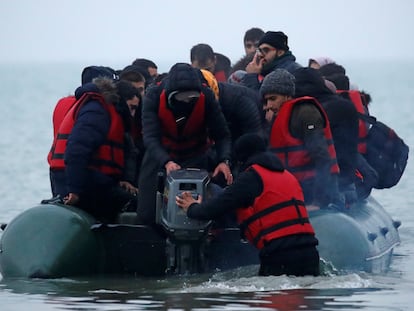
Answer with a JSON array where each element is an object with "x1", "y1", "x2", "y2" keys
[{"x1": 155, "y1": 168, "x2": 212, "y2": 241}]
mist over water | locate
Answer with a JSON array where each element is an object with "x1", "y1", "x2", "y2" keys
[{"x1": 0, "y1": 61, "x2": 413, "y2": 310}]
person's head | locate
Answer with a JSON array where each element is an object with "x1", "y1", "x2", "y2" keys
[
  {"x1": 256, "y1": 31, "x2": 289, "y2": 65},
  {"x1": 308, "y1": 56, "x2": 335, "y2": 69},
  {"x1": 132, "y1": 58, "x2": 159, "y2": 79},
  {"x1": 119, "y1": 65, "x2": 146, "y2": 97},
  {"x1": 81, "y1": 66, "x2": 118, "y2": 85},
  {"x1": 319, "y1": 63, "x2": 349, "y2": 90},
  {"x1": 260, "y1": 69, "x2": 295, "y2": 114},
  {"x1": 233, "y1": 133, "x2": 267, "y2": 165},
  {"x1": 116, "y1": 80, "x2": 141, "y2": 117},
  {"x1": 166, "y1": 63, "x2": 202, "y2": 108},
  {"x1": 243, "y1": 27, "x2": 265, "y2": 55},
  {"x1": 190, "y1": 43, "x2": 216, "y2": 74}
]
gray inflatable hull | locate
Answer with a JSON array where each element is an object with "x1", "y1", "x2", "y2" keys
[
  {"x1": 0, "y1": 196, "x2": 401, "y2": 278},
  {"x1": 309, "y1": 196, "x2": 401, "y2": 273}
]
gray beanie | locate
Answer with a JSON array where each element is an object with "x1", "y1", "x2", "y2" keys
[{"x1": 260, "y1": 69, "x2": 295, "y2": 98}]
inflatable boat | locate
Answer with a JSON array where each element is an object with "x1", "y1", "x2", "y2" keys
[{"x1": 0, "y1": 169, "x2": 401, "y2": 278}]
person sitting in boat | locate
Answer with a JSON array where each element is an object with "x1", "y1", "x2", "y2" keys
[
  {"x1": 199, "y1": 69, "x2": 265, "y2": 156},
  {"x1": 176, "y1": 133, "x2": 320, "y2": 277},
  {"x1": 241, "y1": 31, "x2": 302, "y2": 91},
  {"x1": 137, "y1": 62, "x2": 233, "y2": 225},
  {"x1": 48, "y1": 66, "x2": 118, "y2": 196},
  {"x1": 293, "y1": 67, "x2": 360, "y2": 207},
  {"x1": 48, "y1": 77, "x2": 131, "y2": 222},
  {"x1": 243, "y1": 27, "x2": 265, "y2": 56},
  {"x1": 115, "y1": 80, "x2": 144, "y2": 208},
  {"x1": 190, "y1": 43, "x2": 231, "y2": 82},
  {"x1": 261, "y1": 69, "x2": 344, "y2": 210}
]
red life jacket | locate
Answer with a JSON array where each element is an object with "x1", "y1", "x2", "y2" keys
[
  {"x1": 237, "y1": 164, "x2": 315, "y2": 249},
  {"x1": 158, "y1": 90, "x2": 210, "y2": 160},
  {"x1": 52, "y1": 95, "x2": 77, "y2": 137},
  {"x1": 269, "y1": 96, "x2": 339, "y2": 182},
  {"x1": 48, "y1": 92, "x2": 124, "y2": 177},
  {"x1": 337, "y1": 90, "x2": 369, "y2": 154}
]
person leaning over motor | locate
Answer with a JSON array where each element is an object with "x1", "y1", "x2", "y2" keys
[
  {"x1": 261, "y1": 69, "x2": 344, "y2": 210},
  {"x1": 176, "y1": 133, "x2": 320, "y2": 277},
  {"x1": 48, "y1": 77, "x2": 129, "y2": 222},
  {"x1": 137, "y1": 63, "x2": 233, "y2": 225}
]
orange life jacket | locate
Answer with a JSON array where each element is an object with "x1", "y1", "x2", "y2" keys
[
  {"x1": 237, "y1": 164, "x2": 315, "y2": 249},
  {"x1": 337, "y1": 90, "x2": 369, "y2": 154},
  {"x1": 48, "y1": 92, "x2": 124, "y2": 177},
  {"x1": 269, "y1": 96, "x2": 339, "y2": 182},
  {"x1": 158, "y1": 90, "x2": 210, "y2": 160}
]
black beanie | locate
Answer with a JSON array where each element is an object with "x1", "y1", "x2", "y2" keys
[
  {"x1": 258, "y1": 31, "x2": 289, "y2": 50},
  {"x1": 233, "y1": 133, "x2": 267, "y2": 163},
  {"x1": 81, "y1": 66, "x2": 118, "y2": 85}
]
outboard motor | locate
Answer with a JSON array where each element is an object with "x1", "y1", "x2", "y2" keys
[{"x1": 155, "y1": 168, "x2": 212, "y2": 275}]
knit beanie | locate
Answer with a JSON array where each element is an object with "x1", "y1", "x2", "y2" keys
[
  {"x1": 260, "y1": 69, "x2": 295, "y2": 98},
  {"x1": 233, "y1": 133, "x2": 267, "y2": 163},
  {"x1": 258, "y1": 31, "x2": 289, "y2": 50},
  {"x1": 228, "y1": 70, "x2": 247, "y2": 84}
]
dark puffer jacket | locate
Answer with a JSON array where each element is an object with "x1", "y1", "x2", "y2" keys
[
  {"x1": 142, "y1": 63, "x2": 232, "y2": 167},
  {"x1": 218, "y1": 82, "x2": 264, "y2": 143}
]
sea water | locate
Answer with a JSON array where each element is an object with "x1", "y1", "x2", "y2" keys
[{"x1": 0, "y1": 60, "x2": 413, "y2": 310}]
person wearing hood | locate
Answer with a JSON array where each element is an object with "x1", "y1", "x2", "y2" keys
[
  {"x1": 137, "y1": 63, "x2": 233, "y2": 224},
  {"x1": 48, "y1": 77, "x2": 128, "y2": 222},
  {"x1": 176, "y1": 133, "x2": 320, "y2": 277},
  {"x1": 241, "y1": 31, "x2": 302, "y2": 91},
  {"x1": 261, "y1": 69, "x2": 343, "y2": 210},
  {"x1": 293, "y1": 67, "x2": 360, "y2": 205}
]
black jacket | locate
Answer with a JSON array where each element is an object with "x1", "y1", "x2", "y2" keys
[
  {"x1": 241, "y1": 51, "x2": 302, "y2": 91},
  {"x1": 142, "y1": 81, "x2": 232, "y2": 168},
  {"x1": 187, "y1": 151, "x2": 318, "y2": 252},
  {"x1": 218, "y1": 82, "x2": 264, "y2": 142},
  {"x1": 294, "y1": 68, "x2": 359, "y2": 188}
]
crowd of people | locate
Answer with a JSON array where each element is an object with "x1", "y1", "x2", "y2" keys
[{"x1": 47, "y1": 27, "x2": 390, "y2": 277}]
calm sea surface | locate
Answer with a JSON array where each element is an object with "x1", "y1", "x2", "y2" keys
[{"x1": 0, "y1": 60, "x2": 413, "y2": 310}]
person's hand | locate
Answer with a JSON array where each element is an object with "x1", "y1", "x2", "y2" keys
[
  {"x1": 165, "y1": 161, "x2": 181, "y2": 175},
  {"x1": 213, "y1": 161, "x2": 233, "y2": 185},
  {"x1": 63, "y1": 193, "x2": 80, "y2": 206},
  {"x1": 176, "y1": 191, "x2": 202, "y2": 212},
  {"x1": 245, "y1": 52, "x2": 264, "y2": 74},
  {"x1": 120, "y1": 181, "x2": 139, "y2": 196}
]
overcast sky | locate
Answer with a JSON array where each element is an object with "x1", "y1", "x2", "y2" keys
[{"x1": 1, "y1": 0, "x2": 412, "y2": 71}]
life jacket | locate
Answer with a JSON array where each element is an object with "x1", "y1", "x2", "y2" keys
[
  {"x1": 337, "y1": 90, "x2": 369, "y2": 154},
  {"x1": 158, "y1": 90, "x2": 210, "y2": 160},
  {"x1": 52, "y1": 95, "x2": 77, "y2": 137},
  {"x1": 48, "y1": 92, "x2": 124, "y2": 177},
  {"x1": 237, "y1": 164, "x2": 315, "y2": 249},
  {"x1": 269, "y1": 96, "x2": 339, "y2": 182}
]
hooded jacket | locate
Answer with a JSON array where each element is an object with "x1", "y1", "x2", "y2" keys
[
  {"x1": 142, "y1": 64, "x2": 231, "y2": 167},
  {"x1": 49, "y1": 80, "x2": 124, "y2": 196},
  {"x1": 187, "y1": 151, "x2": 318, "y2": 251},
  {"x1": 293, "y1": 68, "x2": 359, "y2": 188}
]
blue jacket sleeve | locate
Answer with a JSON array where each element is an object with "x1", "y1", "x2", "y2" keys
[{"x1": 64, "y1": 101, "x2": 110, "y2": 195}]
